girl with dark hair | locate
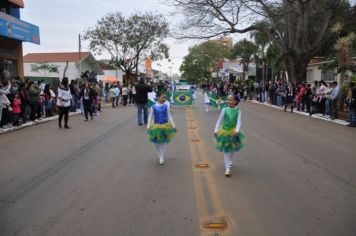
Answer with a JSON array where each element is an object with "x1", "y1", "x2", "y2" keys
[
  {"x1": 147, "y1": 91, "x2": 177, "y2": 165},
  {"x1": 57, "y1": 77, "x2": 72, "y2": 129},
  {"x1": 214, "y1": 94, "x2": 244, "y2": 177}
]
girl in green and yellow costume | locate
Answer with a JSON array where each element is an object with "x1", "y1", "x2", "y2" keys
[
  {"x1": 147, "y1": 92, "x2": 177, "y2": 165},
  {"x1": 214, "y1": 94, "x2": 244, "y2": 177}
]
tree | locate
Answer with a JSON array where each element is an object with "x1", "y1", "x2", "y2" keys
[
  {"x1": 167, "y1": 0, "x2": 354, "y2": 83},
  {"x1": 250, "y1": 25, "x2": 270, "y2": 81},
  {"x1": 320, "y1": 33, "x2": 356, "y2": 82},
  {"x1": 266, "y1": 43, "x2": 285, "y2": 81},
  {"x1": 180, "y1": 41, "x2": 231, "y2": 83},
  {"x1": 84, "y1": 11, "x2": 169, "y2": 84},
  {"x1": 231, "y1": 39, "x2": 258, "y2": 81},
  {"x1": 31, "y1": 63, "x2": 59, "y2": 77}
]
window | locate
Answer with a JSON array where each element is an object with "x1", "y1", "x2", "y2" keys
[
  {"x1": 321, "y1": 69, "x2": 336, "y2": 82},
  {"x1": 307, "y1": 69, "x2": 313, "y2": 82}
]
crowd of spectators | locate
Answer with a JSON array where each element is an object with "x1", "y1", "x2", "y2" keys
[
  {"x1": 202, "y1": 79, "x2": 356, "y2": 127},
  {"x1": 0, "y1": 73, "x2": 177, "y2": 132}
]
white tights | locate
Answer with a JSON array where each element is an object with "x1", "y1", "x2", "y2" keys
[
  {"x1": 223, "y1": 152, "x2": 233, "y2": 171},
  {"x1": 155, "y1": 143, "x2": 167, "y2": 161},
  {"x1": 205, "y1": 104, "x2": 210, "y2": 112}
]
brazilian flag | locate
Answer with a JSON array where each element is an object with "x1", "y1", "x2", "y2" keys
[
  {"x1": 173, "y1": 91, "x2": 193, "y2": 106},
  {"x1": 207, "y1": 92, "x2": 227, "y2": 110}
]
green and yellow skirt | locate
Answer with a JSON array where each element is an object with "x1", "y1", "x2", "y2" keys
[
  {"x1": 215, "y1": 128, "x2": 244, "y2": 153},
  {"x1": 147, "y1": 123, "x2": 176, "y2": 144}
]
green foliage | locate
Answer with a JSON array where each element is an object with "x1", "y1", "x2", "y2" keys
[
  {"x1": 31, "y1": 63, "x2": 59, "y2": 77},
  {"x1": 231, "y1": 39, "x2": 257, "y2": 73},
  {"x1": 84, "y1": 11, "x2": 169, "y2": 75},
  {"x1": 169, "y1": 0, "x2": 356, "y2": 83},
  {"x1": 180, "y1": 41, "x2": 231, "y2": 84}
]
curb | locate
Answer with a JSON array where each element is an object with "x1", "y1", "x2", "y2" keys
[
  {"x1": 0, "y1": 112, "x2": 81, "y2": 136},
  {"x1": 248, "y1": 100, "x2": 348, "y2": 126}
]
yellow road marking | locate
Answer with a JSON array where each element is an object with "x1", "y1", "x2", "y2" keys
[{"x1": 185, "y1": 109, "x2": 233, "y2": 235}]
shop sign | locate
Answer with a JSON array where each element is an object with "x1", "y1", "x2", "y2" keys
[{"x1": 0, "y1": 12, "x2": 40, "y2": 44}]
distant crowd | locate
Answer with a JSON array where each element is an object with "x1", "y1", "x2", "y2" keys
[{"x1": 202, "y1": 79, "x2": 356, "y2": 127}]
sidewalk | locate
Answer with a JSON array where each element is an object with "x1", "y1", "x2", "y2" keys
[
  {"x1": 0, "y1": 102, "x2": 127, "y2": 135},
  {"x1": 248, "y1": 100, "x2": 349, "y2": 126},
  {"x1": 0, "y1": 111, "x2": 80, "y2": 136}
]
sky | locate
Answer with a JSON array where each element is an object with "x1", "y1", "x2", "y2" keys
[{"x1": 21, "y1": 0, "x2": 196, "y2": 75}]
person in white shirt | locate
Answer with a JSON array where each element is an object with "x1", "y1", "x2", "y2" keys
[
  {"x1": 122, "y1": 85, "x2": 129, "y2": 106},
  {"x1": 57, "y1": 77, "x2": 72, "y2": 129}
]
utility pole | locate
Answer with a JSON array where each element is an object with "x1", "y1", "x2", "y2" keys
[{"x1": 78, "y1": 34, "x2": 82, "y2": 79}]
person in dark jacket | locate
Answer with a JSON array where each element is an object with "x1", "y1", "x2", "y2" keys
[
  {"x1": 79, "y1": 81, "x2": 95, "y2": 121},
  {"x1": 347, "y1": 82, "x2": 356, "y2": 127},
  {"x1": 135, "y1": 77, "x2": 153, "y2": 126},
  {"x1": 28, "y1": 81, "x2": 40, "y2": 121},
  {"x1": 284, "y1": 82, "x2": 295, "y2": 112}
]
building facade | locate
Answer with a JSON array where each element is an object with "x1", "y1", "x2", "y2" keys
[
  {"x1": 0, "y1": 0, "x2": 40, "y2": 79},
  {"x1": 307, "y1": 57, "x2": 356, "y2": 84},
  {"x1": 23, "y1": 52, "x2": 103, "y2": 83}
]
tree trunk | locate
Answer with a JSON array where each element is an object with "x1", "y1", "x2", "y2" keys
[{"x1": 285, "y1": 56, "x2": 308, "y2": 84}]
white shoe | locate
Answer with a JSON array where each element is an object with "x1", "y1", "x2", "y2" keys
[
  {"x1": 159, "y1": 159, "x2": 164, "y2": 165},
  {"x1": 225, "y1": 170, "x2": 231, "y2": 177},
  {"x1": 229, "y1": 164, "x2": 233, "y2": 168}
]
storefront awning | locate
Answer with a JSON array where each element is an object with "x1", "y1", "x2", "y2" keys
[{"x1": 9, "y1": 0, "x2": 24, "y2": 8}]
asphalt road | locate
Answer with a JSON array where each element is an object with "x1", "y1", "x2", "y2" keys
[{"x1": 0, "y1": 92, "x2": 355, "y2": 236}]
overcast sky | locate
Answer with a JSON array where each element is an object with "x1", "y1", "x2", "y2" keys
[{"x1": 21, "y1": 0, "x2": 195, "y2": 75}]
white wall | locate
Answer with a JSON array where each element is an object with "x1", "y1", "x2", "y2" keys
[{"x1": 24, "y1": 62, "x2": 80, "y2": 81}]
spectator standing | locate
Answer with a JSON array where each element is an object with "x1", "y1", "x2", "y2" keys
[
  {"x1": 57, "y1": 77, "x2": 72, "y2": 129},
  {"x1": 109, "y1": 85, "x2": 116, "y2": 108},
  {"x1": 79, "y1": 81, "x2": 95, "y2": 121},
  {"x1": 69, "y1": 80, "x2": 78, "y2": 112},
  {"x1": 323, "y1": 83, "x2": 334, "y2": 118},
  {"x1": 131, "y1": 85, "x2": 136, "y2": 104},
  {"x1": 0, "y1": 81, "x2": 11, "y2": 128},
  {"x1": 18, "y1": 82, "x2": 30, "y2": 122},
  {"x1": 11, "y1": 93, "x2": 21, "y2": 126},
  {"x1": 346, "y1": 82, "x2": 356, "y2": 127},
  {"x1": 114, "y1": 84, "x2": 120, "y2": 107},
  {"x1": 43, "y1": 85, "x2": 53, "y2": 117},
  {"x1": 295, "y1": 83, "x2": 305, "y2": 111},
  {"x1": 304, "y1": 84, "x2": 312, "y2": 114},
  {"x1": 330, "y1": 81, "x2": 340, "y2": 120},
  {"x1": 284, "y1": 82, "x2": 295, "y2": 112},
  {"x1": 135, "y1": 77, "x2": 153, "y2": 126},
  {"x1": 122, "y1": 84, "x2": 129, "y2": 106},
  {"x1": 104, "y1": 83, "x2": 110, "y2": 102},
  {"x1": 28, "y1": 81, "x2": 40, "y2": 121}
]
